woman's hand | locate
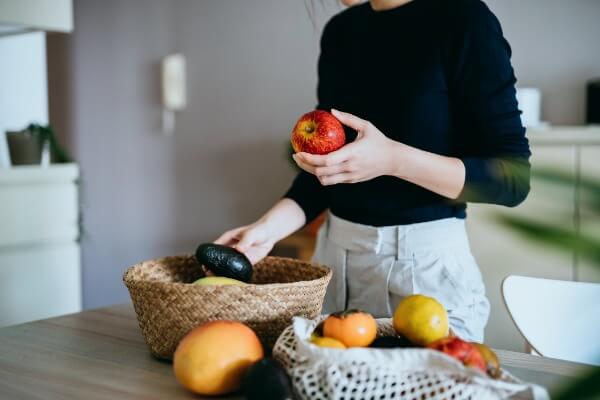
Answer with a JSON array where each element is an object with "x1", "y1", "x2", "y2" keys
[
  {"x1": 213, "y1": 198, "x2": 307, "y2": 265},
  {"x1": 292, "y1": 109, "x2": 404, "y2": 185},
  {"x1": 214, "y1": 222, "x2": 275, "y2": 265},
  {"x1": 291, "y1": 109, "x2": 466, "y2": 199}
]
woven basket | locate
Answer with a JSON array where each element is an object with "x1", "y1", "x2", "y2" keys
[{"x1": 123, "y1": 255, "x2": 331, "y2": 360}]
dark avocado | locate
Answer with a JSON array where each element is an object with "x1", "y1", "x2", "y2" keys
[
  {"x1": 369, "y1": 335, "x2": 416, "y2": 349},
  {"x1": 242, "y1": 358, "x2": 294, "y2": 400},
  {"x1": 195, "y1": 243, "x2": 253, "y2": 282},
  {"x1": 313, "y1": 321, "x2": 325, "y2": 337}
]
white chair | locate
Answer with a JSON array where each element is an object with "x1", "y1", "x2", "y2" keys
[{"x1": 502, "y1": 275, "x2": 600, "y2": 366}]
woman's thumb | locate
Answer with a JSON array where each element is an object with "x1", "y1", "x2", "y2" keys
[{"x1": 331, "y1": 109, "x2": 367, "y2": 132}]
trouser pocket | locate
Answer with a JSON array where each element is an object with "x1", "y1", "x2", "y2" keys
[
  {"x1": 346, "y1": 252, "x2": 400, "y2": 318},
  {"x1": 314, "y1": 231, "x2": 395, "y2": 317},
  {"x1": 393, "y1": 249, "x2": 489, "y2": 342}
]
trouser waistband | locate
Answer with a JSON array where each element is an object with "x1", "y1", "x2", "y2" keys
[{"x1": 325, "y1": 212, "x2": 471, "y2": 256}]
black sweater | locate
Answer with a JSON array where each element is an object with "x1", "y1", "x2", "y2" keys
[{"x1": 285, "y1": 0, "x2": 531, "y2": 227}]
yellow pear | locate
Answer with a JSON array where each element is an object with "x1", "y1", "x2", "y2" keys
[{"x1": 193, "y1": 276, "x2": 246, "y2": 286}]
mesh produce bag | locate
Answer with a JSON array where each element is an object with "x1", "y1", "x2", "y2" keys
[{"x1": 273, "y1": 317, "x2": 549, "y2": 400}]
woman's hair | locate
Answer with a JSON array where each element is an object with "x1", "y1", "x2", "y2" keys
[
  {"x1": 304, "y1": 0, "x2": 323, "y2": 29},
  {"x1": 305, "y1": 0, "x2": 346, "y2": 29},
  {"x1": 305, "y1": 1, "x2": 362, "y2": 28}
]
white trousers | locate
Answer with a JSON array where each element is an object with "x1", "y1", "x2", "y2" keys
[{"x1": 312, "y1": 212, "x2": 490, "y2": 342}]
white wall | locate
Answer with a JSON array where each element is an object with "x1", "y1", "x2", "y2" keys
[
  {"x1": 0, "y1": 32, "x2": 48, "y2": 167},
  {"x1": 487, "y1": 0, "x2": 600, "y2": 125},
  {"x1": 0, "y1": 32, "x2": 48, "y2": 132}
]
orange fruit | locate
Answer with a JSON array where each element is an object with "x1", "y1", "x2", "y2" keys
[
  {"x1": 173, "y1": 320, "x2": 263, "y2": 395},
  {"x1": 393, "y1": 294, "x2": 449, "y2": 346},
  {"x1": 310, "y1": 336, "x2": 347, "y2": 349},
  {"x1": 323, "y1": 310, "x2": 377, "y2": 347}
]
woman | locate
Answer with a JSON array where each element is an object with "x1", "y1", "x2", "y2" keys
[{"x1": 216, "y1": 0, "x2": 530, "y2": 342}]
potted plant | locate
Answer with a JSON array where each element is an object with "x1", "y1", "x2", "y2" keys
[{"x1": 6, "y1": 123, "x2": 71, "y2": 165}]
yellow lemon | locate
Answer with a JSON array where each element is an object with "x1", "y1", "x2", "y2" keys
[
  {"x1": 393, "y1": 294, "x2": 449, "y2": 346},
  {"x1": 310, "y1": 336, "x2": 347, "y2": 349},
  {"x1": 193, "y1": 276, "x2": 246, "y2": 286}
]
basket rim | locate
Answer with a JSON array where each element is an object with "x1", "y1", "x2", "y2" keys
[{"x1": 122, "y1": 254, "x2": 332, "y2": 290}]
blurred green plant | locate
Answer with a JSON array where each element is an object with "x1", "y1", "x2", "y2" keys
[
  {"x1": 25, "y1": 123, "x2": 72, "y2": 163},
  {"x1": 496, "y1": 168, "x2": 600, "y2": 400},
  {"x1": 498, "y1": 168, "x2": 600, "y2": 265}
]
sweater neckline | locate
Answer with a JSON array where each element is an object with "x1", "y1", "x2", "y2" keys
[{"x1": 365, "y1": 0, "x2": 423, "y2": 16}]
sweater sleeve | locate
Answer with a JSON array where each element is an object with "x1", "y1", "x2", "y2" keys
[
  {"x1": 449, "y1": 1, "x2": 531, "y2": 207},
  {"x1": 283, "y1": 16, "x2": 341, "y2": 223}
]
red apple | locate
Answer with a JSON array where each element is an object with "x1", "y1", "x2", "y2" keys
[
  {"x1": 291, "y1": 110, "x2": 345, "y2": 155},
  {"x1": 427, "y1": 337, "x2": 486, "y2": 373}
]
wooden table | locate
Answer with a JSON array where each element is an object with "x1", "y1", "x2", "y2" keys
[{"x1": 0, "y1": 304, "x2": 590, "y2": 399}]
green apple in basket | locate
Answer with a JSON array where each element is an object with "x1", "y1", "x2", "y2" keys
[{"x1": 193, "y1": 243, "x2": 253, "y2": 285}]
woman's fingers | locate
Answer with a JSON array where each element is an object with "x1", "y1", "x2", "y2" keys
[
  {"x1": 315, "y1": 162, "x2": 352, "y2": 177},
  {"x1": 296, "y1": 145, "x2": 354, "y2": 167},
  {"x1": 215, "y1": 224, "x2": 273, "y2": 264},
  {"x1": 320, "y1": 172, "x2": 358, "y2": 186},
  {"x1": 235, "y1": 228, "x2": 265, "y2": 253},
  {"x1": 292, "y1": 154, "x2": 317, "y2": 174},
  {"x1": 295, "y1": 151, "x2": 356, "y2": 185},
  {"x1": 331, "y1": 109, "x2": 368, "y2": 131},
  {"x1": 214, "y1": 226, "x2": 245, "y2": 246},
  {"x1": 202, "y1": 265, "x2": 216, "y2": 276}
]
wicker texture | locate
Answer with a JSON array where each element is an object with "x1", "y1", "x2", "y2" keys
[{"x1": 123, "y1": 255, "x2": 331, "y2": 360}]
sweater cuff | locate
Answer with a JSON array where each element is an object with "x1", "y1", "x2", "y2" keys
[
  {"x1": 458, "y1": 156, "x2": 531, "y2": 207},
  {"x1": 457, "y1": 157, "x2": 502, "y2": 203}
]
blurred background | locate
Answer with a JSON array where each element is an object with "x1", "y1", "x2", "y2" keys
[{"x1": 1, "y1": 0, "x2": 599, "y2": 353}]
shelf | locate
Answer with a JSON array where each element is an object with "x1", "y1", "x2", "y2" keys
[
  {"x1": 527, "y1": 126, "x2": 600, "y2": 146},
  {"x1": 0, "y1": 163, "x2": 78, "y2": 184}
]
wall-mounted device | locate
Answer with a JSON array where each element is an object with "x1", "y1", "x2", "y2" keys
[
  {"x1": 161, "y1": 53, "x2": 186, "y2": 135},
  {"x1": 586, "y1": 79, "x2": 600, "y2": 125}
]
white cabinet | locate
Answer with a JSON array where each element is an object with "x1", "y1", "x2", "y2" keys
[
  {"x1": 0, "y1": 164, "x2": 81, "y2": 327},
  {"x1": 0, "y1": 0, "x2": 73, "y2": 36},
  {"x1": 466, "y1": 128, "x2": 600, "y2": 351}
]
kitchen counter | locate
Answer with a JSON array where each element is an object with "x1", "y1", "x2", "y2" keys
[{"x1": 0, "y1": 304, "x2": 590, "y2": 399}]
